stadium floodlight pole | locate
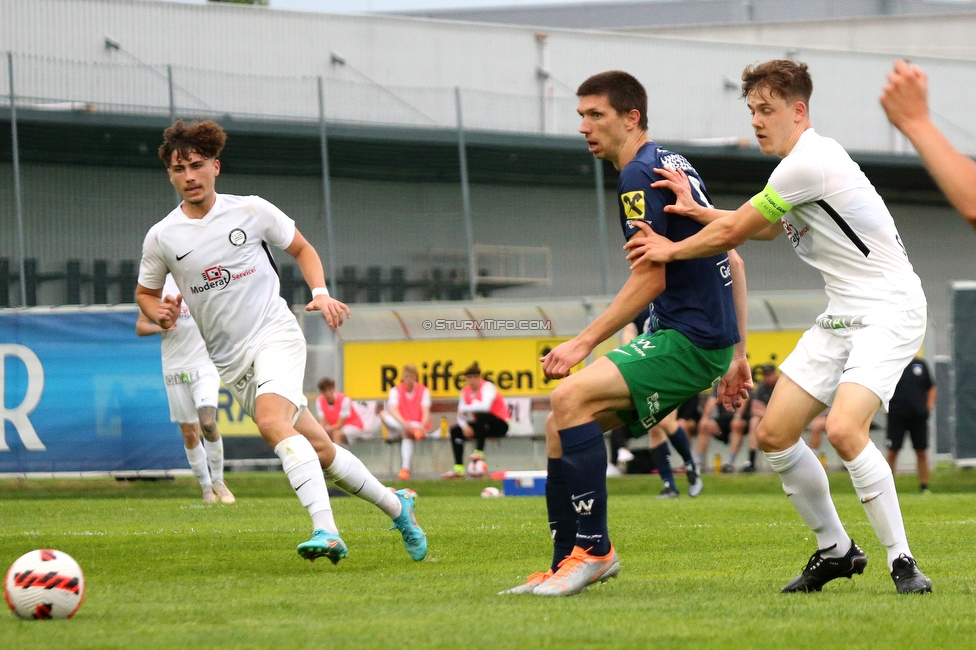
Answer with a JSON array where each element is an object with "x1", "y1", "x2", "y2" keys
[
  {"x1": 317, "y1": 76, "x2": 338, "y2": 298},
  {"x1": 455, "y1": 86, "x2": 478, "y2": 301},
  {"x1": 7, "y1": 52, "x2": 28, "y2": 307},
  {"x1": 593, "y1": 157, "x2": 611, "y2": 294}
]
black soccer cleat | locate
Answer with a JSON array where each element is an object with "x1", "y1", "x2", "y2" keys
[
  {"x1": 890, "y1": 554, "x2": 932, "y2": 594},
  {"x1": 656, "y1": 484, "x2": 680, "y2": 499},
  {"x1": 781, "y1": 540, "x2": 867, "y2": 593}
]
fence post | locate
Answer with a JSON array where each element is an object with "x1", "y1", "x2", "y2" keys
[
  {"x1": 318, "y1": 76, "x2": 339, "y2": 297},
  {"x1": 167, "y1": 64, "x2": 175, "y2": 122},
  {"x1": 0, "y1": 258, "x2": 8, "y2": 306},
  {"x1": 8, "y1": 52, "x2": 27, "y2": 307},
  {"x1": 365, "y1": 266, "x2": 382, "y2": 303},
  {"x1": 340, "y1": 266, "x2": 358, "y2": 304},
  {"x1": 165, "y1": 65, "x2": 181, "y2": 204},
  {"x1": 93, "y1": 260, "x2": 109, "y2": 304},
  {"x1": 390, "y1": 267, "x2": 406, "y2": 302},
  {"x1": 66, "y1": 260, "x2": 82, "y2": 304},
  {"x1": 455, "y1": 87, "x2": 477, "y2": 301},
  {"x1": 594, "y1": 158, "x2": 611, "y2": 295},
  {"x1": 118, "y1": 260, "x2": 136, "y2": 304},
  {"x1": 23, "y1": 258, "x2": 37, "y2": 306}
]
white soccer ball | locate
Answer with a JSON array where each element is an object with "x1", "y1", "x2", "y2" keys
[
  {"x1": 481, "y1": 486, "x2": 501, "y2": 498},
  {"x1": 5, "y1": 549, "x2": 85, "y2": 620},
  {"x1": 466, "y1": 458, "x2": 488, "y2": 478}
]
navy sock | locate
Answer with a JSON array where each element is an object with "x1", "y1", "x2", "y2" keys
[
  {"x1": 558, "y1": 421, "x2": 610, "y2": 556},
  {"x1": 650, "y1": 441, "x2": 677, "y2": 493},
  {"x1": 545, "y1": 457, "x2": 577, "y2": 572},
  {"x1": 748, "y1": 449, "x2": 757, "y2": 465},
  {"x1": 668, "y1": 425, "x2": 694, "y2": 467}
]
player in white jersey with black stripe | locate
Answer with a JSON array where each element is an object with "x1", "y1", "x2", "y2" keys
[
  {"x1": 136, "y1": 120, "x2": 426, "y2": 565},
  {"x1": 626, "y1": 60, "x2": 931, "y2": 594},
  {"x1": 136, "y1": 273, "x2": 234, "y2": 505}
]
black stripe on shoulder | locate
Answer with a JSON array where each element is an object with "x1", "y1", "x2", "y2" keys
[
  {"x1": 816, "y1": 200, "x2": 870, "y2": 257},
  {"x1": 261, "y1": 241, "x2": 280, "y2": 278}
]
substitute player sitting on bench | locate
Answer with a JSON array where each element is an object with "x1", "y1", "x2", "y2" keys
[
  {"x1": 380, "y1": 364, "x2": 434, "y2": 480},
  {"x1": 316, "y1": 377, "x2": 367, "y2": 447}
]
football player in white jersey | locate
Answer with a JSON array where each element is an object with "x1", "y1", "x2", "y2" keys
[
  {"x1": 136, "y1": 273, "x2": 234, "y2": 505},
  {"x1": 881, "y1": 59, "x2": 976, "y2": 229},
  {"x1": 135, "y1": 120, "x2": 426, "y2": 565},
  {"x1": 625, "y1": 60, "x2": 932, "y2": 594}
]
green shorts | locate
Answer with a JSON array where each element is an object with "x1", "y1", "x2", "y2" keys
[{"x1": 607, "y1": 328, "x2": 733, "y2": 438}]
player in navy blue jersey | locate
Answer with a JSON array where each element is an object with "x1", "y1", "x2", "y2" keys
[{"x1": 500, "y1": 70, "x2": 751, "y2": 597}]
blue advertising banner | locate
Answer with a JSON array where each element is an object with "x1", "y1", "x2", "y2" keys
[{"x1": 0, "y1": 308, "x2": 185, "y2": 473}]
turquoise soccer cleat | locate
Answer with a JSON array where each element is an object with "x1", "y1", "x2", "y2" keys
[
  {"x1": 297, "y1": 529, "x2": 348, "y2": 565},
  {"x1": 390, "y1": 489, "x2": 428, "y2": 561}
]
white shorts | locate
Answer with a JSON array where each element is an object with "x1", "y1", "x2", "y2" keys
[
  {"x1": 226, "y1": 337, "x2": 308, "y2": 421},
  {"x1": 164, "y1": 364, "x2": 220, "y2": 424},
  {"x1": 381, "y1": 413, "x2": 436, "y2": 440},
  {"x1": 779, "y1": 307, "x2": 925, "y2": 412},
  {"x1": 341, "y1": 424, "x2": 369, "y2": 440}
]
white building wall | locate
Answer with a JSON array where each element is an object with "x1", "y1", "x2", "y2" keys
[
  {"x1": 2, "y1": 0, "x2": 976, "y2": 153},
  {"x1": 629, "y1": 13, "x2": 976, "y2": 60}
]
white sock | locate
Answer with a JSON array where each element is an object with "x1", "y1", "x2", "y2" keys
[
  {"x1": 203, "y1": 437, "x2": 225, "y2": 483},
  {"x1": 381, "y1": 412, "x2": 401, "y2": 431},
  {"x1": 844, "y1": 441, "x2": 912, "y2": 569},
  {"x1": 185, "y1": 443, "x2": 211, "y2": 488},
  {"x1": 325, "y1": 445, "x2": 402, "y2": 519},
  {"x1": 400, "y1": 438, "x2": 415, "y2": 471},
  {"x1": 274, "y1": 435, "x2": 338, "y2": 535},
  {"x1": 765, "y1": 440, "x2": 850, "y2": 558}
]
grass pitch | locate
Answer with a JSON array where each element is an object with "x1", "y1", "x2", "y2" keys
[{"x1": 2, "y1": 469, "x2": 975, "y2": 649}]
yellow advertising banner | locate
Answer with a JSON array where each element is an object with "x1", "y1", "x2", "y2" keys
[
  {"x1": 220, "y1": 329, "x2": 809, "y2": 436},
  {"x1": 343, "y1": 338, "x2": 580, "y2": 399},
  {"x1": 744, "y1": 330, "x2": 806, "y2": 378}
]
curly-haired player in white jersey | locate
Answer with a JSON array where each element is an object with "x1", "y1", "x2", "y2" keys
[
  {"x1": 625, "y1": 60, "x2": 932, "y2": 594},
  {"x1": 136, "y1": 273, "x2": 234, "y2": 505},
  {"x1": 135, "y1": 120, "x2": 425, "y2": 565}
]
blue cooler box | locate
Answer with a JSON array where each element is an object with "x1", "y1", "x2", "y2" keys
[{"x1": 502, "y1": 470, "x2": 547, "y2": 496}]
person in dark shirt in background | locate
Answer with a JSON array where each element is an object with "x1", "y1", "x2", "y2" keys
[{"x1": 886, "y1": 357, "x2": 936, "y2": 493}]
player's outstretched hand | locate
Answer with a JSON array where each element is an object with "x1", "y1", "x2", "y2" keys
[
  {"x1": 624, "y1": 219, "x2": 675, "y2": 269},
  {"x1": 541, "y1": 338, "x2": 589, "y2": 380},
  {"x1": 880, "y1": 60, "x2": 929, "y2": 134},
  {"x1": 718, "y1": 356, "x2": 754, "y2": 413},
  {"x1": 156, "y1": 293, "x2": 182, "y2": 330},
  {"x1": 307, "y1": 295, "x2": 351, "y2": 329},
  {"x1": 651, "y1": 167, "x2": 704, "y2": 220}
]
